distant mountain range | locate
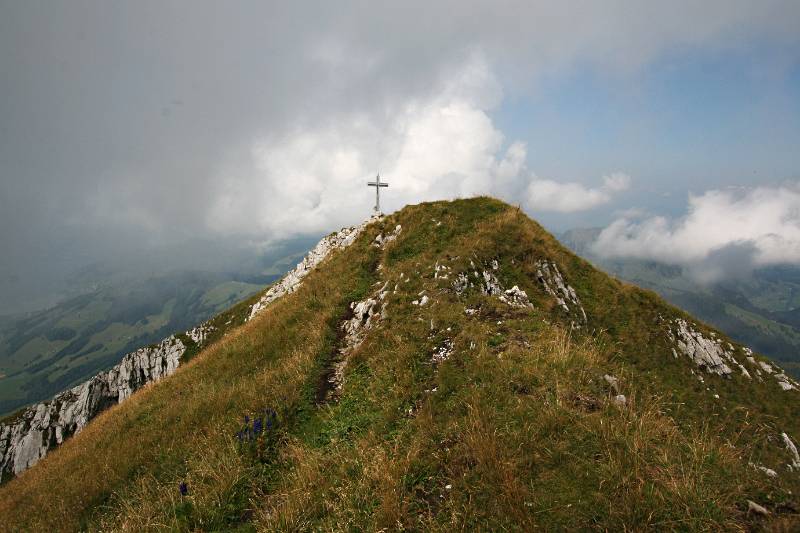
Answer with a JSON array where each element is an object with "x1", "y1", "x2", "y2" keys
[{"x1": 560, "y1": 228, "x2": 800, "y2": 376}]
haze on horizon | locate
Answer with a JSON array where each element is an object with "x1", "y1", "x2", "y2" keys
[{"x1": 1, "y1": 1, "x2": 800, "y2": 315}]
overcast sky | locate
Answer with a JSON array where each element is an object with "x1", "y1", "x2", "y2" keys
[{"x1": 1, "y1": 1, "x2": 800, "y2": 313}]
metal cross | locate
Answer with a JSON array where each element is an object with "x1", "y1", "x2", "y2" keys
[{"x1": 367, "y1": 173, "x2": 389, "y2": 213}]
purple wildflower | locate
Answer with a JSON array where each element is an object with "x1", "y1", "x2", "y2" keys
[{"x1": 179, "y1": 481, "x2": 188, "y2": 496}]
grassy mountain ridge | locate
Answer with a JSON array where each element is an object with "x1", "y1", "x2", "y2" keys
[
  {"x1": 561, "y1": 228, "x2": 800, "y2": 376},
  {"x1": 1, "y1": 198, "x2": 799, "y2": 531}
]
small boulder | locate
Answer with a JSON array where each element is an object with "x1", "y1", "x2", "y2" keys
[
  {"x1": 603, "y1": 374, "x2": 620, "y2": 394},
  {"x1": 747, "y1": 500, "x2": 770, "y2": 517}
]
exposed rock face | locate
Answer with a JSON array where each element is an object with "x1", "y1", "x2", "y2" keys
[
  {"x1": 453, "y1": 273, "x2": 470, "y2": 294},
  {"x1": 666, "y1": 318, "x2": 799, "y2": 391},
  {"x1": 248, "y1": 216, "x2": 377, "y2": 319},
  {"x1": 775, "y1": 373, "x2": 797, "y2": 391},
  {"x1": 0, "y1": 335, "x2": 186, "y2": 481},
  {"x1": 343, "y1": 283, "x2": 388, "y2": 346},
  {"x1": 666, "y1": 319, "x2": 736, "y2": 376},
  {"x1": 186, "y1": 323, "x2": 215, "y2": 345},
  {"x1": 782, "y1": 433, "x2": 800, "y2": 470},
  {"x1": 373, "y1": 224, "x2": 402, "y2": 248},
  {"x1": 534, "y1": 260, "x2": 587, "y2": 323},
  {"x1": 330, "y1": 282, "x2": 389, "y2": 393},
  {"x1": 748, "y1": 500, "x2": 770, "y2": 516},
  {"x1": 452, "y1": 259, "x2": 579, "y2": 317},
  {"x1": 499, "y1": 286, "x2": 534, "y2": 308},
  {"x1": 480, "y1": 269, "x2": 504, "y2": 296},
  {"x1": 412, "y1": 295, "x2": 430, "y2": 306}
]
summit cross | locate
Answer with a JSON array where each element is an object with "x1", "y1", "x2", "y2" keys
[{"x1": 367, "y1": 173, "x2": 389, "y2": 213}]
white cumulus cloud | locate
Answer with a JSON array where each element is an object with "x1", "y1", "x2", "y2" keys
[
  {"x1": 525, "y1": 172, "x2": 631, "y2": 213},
  {"x1": 207, "y1": 56, "x2": 628, "y2": 239},
  {"x1": 592, "y1": 183, "x2": 800, "y2": 280}
]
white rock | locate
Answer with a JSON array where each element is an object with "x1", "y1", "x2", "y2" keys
[
  {"x1": 534, "y1": 260, "x2": 587, "y2": 322},
  {"x1": 373, "y1": 224, "x2": 402, "y2": 248},
  {"x1": 759, "y1": 361, "x2": 774, "y2": 374},
  {"x1": 481, "y1": 270, "x2": 503, "y2": 295},
  {"x1": 249, "y1": 215, "x2": 377, "y2": 319},
  {"x1": 750, "y1": 463, "x2": 778, "y2": 478},
  {"x1": 613, "y1": 394, "x2": 627, "y2": 406},
  {"x1": 433, "y1": 260, "x2": 450, "y2": 279},
  {"x1": 667, "y1": 319, "x2": 735, "y2": 376},
  {"x1": 776, "y1": 376, "x2": 796, "y2": 391},
  {"x1": 452, "y1": 273, "x2": 471, "y2": 294},
  {"x1": 603, "y1": 374, "x2": 620, "y2": 393},
  {"x1": 499, "y1": 286, "x2": 534, "y2": 309},
  {"x1": 186, "y1": 323, "x2": 215, "y2": 345},
  {"x1": 736, "y1": 363, "x2": 752, "y2": 380},
  {"x1": 747, "y1": 500, "x2": 770, "y2": 516},
  {"x1": 432, "y1": 340, "x2": 454, "y2": 363},
  {"x1": 330, "y1": 283, "x2": 389, "y2": 393},
  {"x1": 1, "y1": 334, "x2": 187, "y2": 481},
  {"x1": 782, "y1": 432, "x2": 800, "y2": 469},
  {"x1": 412, "y1": 295, "x2": 430, "y2": 306}
]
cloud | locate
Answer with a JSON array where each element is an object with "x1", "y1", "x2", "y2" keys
[
  {"x1": 207, "y1": 56, "x2": 528, "y2": 237},
  {"x1": 592, "y1": 184, "x2": 800, "y2": 280},
  {"x1": 525, "y1": 173, "x2": 631, "y2": 213},
  {"x1": 206, "y1": 56, "x2": 630, "y2": 238},
  {"x1": 1, "y1": 1, "x2": 799, "y2": 312}
]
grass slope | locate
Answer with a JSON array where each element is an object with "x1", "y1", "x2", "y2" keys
[
  {"x1": 561, "y1": 228, "x2": 800, "y2": 374},
  {"x1": 1, "y1": 198, "x2": 799, "y2": 531}
]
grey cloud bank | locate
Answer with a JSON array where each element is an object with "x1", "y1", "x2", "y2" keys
[{"x1": 1, "y1": 1, "x2": 799, "y2": 314}]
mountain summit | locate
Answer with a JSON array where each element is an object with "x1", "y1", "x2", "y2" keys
[{"x1": 2, "y1": 198, "x2": 800, "y2": 531}]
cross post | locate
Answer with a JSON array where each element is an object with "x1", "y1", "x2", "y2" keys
[{"x1": 367, "y1": 173, "x2": 389, "y2": 213}]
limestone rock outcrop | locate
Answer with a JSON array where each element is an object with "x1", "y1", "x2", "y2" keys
[
  {"x1": 0, "y1": 335, "x2": 186, "y2": 481},
  {"x1": 331, "y1": 281, "x2": 389, "y2": 392},
  {"x1": 499, "y1": 286, "x2": 534, "y2": 308},
  {"x1": 534, "y1": 260, "x2": 587, "y2": 323},
  {"x1": 667, "y1": 318, "x2": 799, "y2": 391},
  {"x1": 666, "y1": 318, "x2": 736, "y2": 376},
  {"x1": 248, "y1": 216, "x2": 377, "y2": 319}
]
